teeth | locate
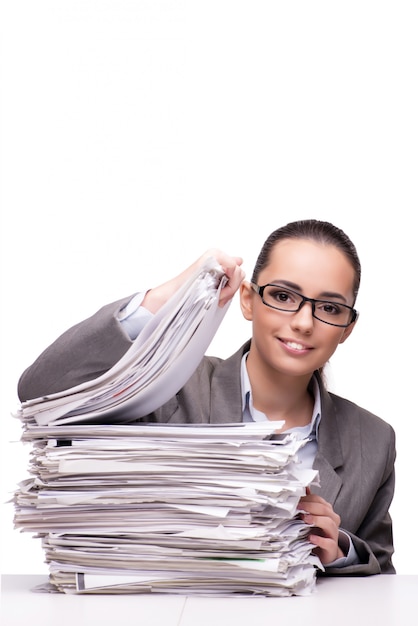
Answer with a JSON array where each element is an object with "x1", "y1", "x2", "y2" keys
[{"x1": 285, "y1": 341, "x2": 306, "y2": 351}]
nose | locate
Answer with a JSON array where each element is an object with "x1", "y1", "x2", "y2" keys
[{"x1": 290, "y1": 300, "x2": 315, "y2": 332}]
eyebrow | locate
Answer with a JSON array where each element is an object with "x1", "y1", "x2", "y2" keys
[{"x1": 268, "y1": 279, "x2": 349, "y2": 303}]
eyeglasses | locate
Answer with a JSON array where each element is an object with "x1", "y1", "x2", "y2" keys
[{"x1": 251, "y1": 283, "x2": 358, "y2": 328}]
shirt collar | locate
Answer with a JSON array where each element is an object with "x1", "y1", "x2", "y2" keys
[{"x1": 240, "y1": 352, "x2": 321, "y2": 438}]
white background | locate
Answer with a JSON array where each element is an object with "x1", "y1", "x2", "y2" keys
[{"x1": 1, "y1": 1, "x2": 417, "y2": 575}]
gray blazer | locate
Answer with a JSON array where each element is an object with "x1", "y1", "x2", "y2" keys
[{"x1": 18, "y1": 296, "x2": 396, "y2": 576}]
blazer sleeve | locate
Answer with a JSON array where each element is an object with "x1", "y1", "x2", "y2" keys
[
  {"x1": 325, "y1": 420, "x2": 396, "y2": 576},
  {"x1": 326, "y1": 481, "x2": 396, "y2": 576},
  {"x1": 17, "y1": 296, "x2": 136, "y2": 402},
  {"x1": 348, "y1": 423, "x2": 396, "y2": 575}
]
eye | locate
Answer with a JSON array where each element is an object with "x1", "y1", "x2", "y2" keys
[
  {"x1": 318, "y1": 302, "x2": 343, "y2": 316},
  {"x1": 274, "y1": 290, "x2": 290, "y2": 303},
  {"x1": 268, "y1": 287, "x2": 297, "y2": 304}
]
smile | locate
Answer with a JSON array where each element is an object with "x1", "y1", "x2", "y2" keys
[{"x1": 280, "y1": 339, "x2": 312, "y2": 352}]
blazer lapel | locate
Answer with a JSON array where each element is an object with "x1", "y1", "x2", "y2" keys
[
  {"x1": 209, "y1": 341, "x2": 250, "y2": 424},
  {"x1": 312, "y1": 373, "x2": 344, "y2": 506},
  {"x1": 313, "y1": 453, "x2": 343, "y2": 505}
]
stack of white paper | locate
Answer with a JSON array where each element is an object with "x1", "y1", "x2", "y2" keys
[
  {"x1": 13, "y1": 258, "x2": 322, "y2": 596},
  {"x1": 14, "y1": 422, "x2": 322, "y2": 596}
]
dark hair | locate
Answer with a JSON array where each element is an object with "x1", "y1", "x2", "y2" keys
[{"x1": 251, "y1": 219, "x2": 361, "y2": 303}]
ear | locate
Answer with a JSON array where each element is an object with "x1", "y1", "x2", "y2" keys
[
  {"x1": 240, "y1": 281, "x2": 254, "y2": 321},
  {"x1": 338, "y1": 317, "x2": 358, "y2": 344}
]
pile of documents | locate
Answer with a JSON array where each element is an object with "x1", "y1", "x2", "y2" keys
[
  {"x1": 15, "y1": 422, "x2": 321, "y2": 596},
  {"x1": 13, "y1": 258, "x2": 322, "y2": 596}
]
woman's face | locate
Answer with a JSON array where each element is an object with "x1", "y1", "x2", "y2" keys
[{"x1": 240, "y1": 238, "x2": 357, "y2": 379}]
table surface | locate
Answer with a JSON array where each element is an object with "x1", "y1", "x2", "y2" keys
[{"x1": 1, "y1": 574, "x2": 417, "y2": 626}]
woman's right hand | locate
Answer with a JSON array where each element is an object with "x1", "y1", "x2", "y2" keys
[{"x1": 142, "y1": 249, "x2": 245, "y2": 313}]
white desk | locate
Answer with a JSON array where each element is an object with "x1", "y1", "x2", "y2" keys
[{"x1": 1, "y1": 575, "x2": 417, "y2": 626}]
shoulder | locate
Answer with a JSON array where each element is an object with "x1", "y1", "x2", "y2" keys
[
  {"x1": 316, "y1": 372, "x2": 394, "y2": 439},
  {"x1": 324, "y1": 390, "x2": 396, "y2": 470},
  {"x1": 329, "y1": 391, "x2": 395, "y2": 438},
  {"x1": 18, "y1": 295, "x2": 136, "y2": 401}
]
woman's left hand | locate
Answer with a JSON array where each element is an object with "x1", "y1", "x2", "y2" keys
[{"x1": 297, "y1": 490, "x2": 345, "y2": 565}]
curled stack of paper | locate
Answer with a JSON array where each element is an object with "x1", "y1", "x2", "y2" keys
[
  {"x1": 14, "y1": 422, "x2": 321, "y2": 596},
  {"x1": 17, "y1": 258, "x2": 230, "y2": 427}
]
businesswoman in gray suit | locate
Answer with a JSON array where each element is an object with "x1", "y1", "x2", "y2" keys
[{"x1": 18, "y1": 219, "x2": 396, "y2": 576}]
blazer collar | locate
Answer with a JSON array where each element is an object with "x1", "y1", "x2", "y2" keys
[
  {"x1": 312, "y1": 371, "x2": 343, "y2": 504},
  {"x1": 209, "y1": 340, "x2": 251, "y2": 424}
]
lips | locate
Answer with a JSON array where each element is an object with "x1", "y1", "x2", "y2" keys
[{"x1": 280, "y1": 338, "x2": 312, "y2": 352}]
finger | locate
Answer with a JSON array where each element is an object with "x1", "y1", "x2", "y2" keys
[
  {"x1": 205, "y1": 249, "x2": 243, "y2": 274},
  {"x1": 308, "y1": 534, "x2": 342, "y2": 564},
  {"x1": 219, "y1": 265, "x2": 245, "y2": 307},
  {"x1": 222, "y1": 255, "x2": 244, "y2": 273},
  {"x1": 298, "y1": 498, "x2": 341, "y2": 528},
  {"x1": 304, "y1": 513, "x2": 340, "y2": 541}
]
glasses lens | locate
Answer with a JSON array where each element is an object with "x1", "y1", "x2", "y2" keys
[
  {"x1": 312, "y1": 300, "x2": 352, "y2": 326},
  {"x1": 262, "y1": 285, "x2": 302, "y2": 311},
  {"x1": 262, "y1": 285, "x2": 353, "y2": 327}
]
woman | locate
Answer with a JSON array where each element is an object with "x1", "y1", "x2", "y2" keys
[{"x1": 18, "y1": 219, "x2": 396, "y2": 575}]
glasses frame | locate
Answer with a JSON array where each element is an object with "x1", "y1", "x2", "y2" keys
[{"x1": 251, "y1": 282, "x2": 358, "y2": 328}]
